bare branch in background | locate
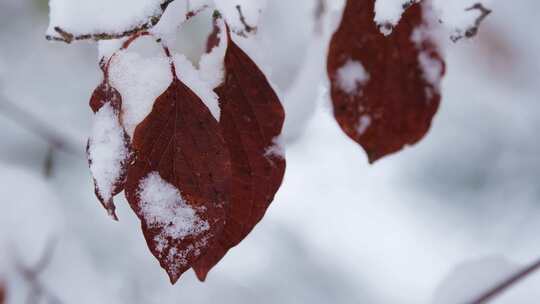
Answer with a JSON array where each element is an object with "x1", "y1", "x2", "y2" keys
[
  {"x1": 16, "y1": 239, "x2": 63, "y2": 304},
  {"x1": 469, "y1": 257, "x2": 540, "y2": 304},
  {"x1": 314, "y1": 0, "x2": 326, "y2": 34},
  {"x1": 46, "y1": 0, "x2": 208, "y2": 43},
  {"x1": 0, "y1": 95, "x2": 83, "y2": 156},
  {"x1": 43, "y1": 146, "x2": 56, "y2": 178},
  {"x1": 451, "y1": 3, "x2": 492, "y2": 42}
]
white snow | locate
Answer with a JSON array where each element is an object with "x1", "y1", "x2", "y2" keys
[
  {"x1": 151, "y1": 0, "x2": 211, "y2": 44},
  {"x1": 173, "y1": 53, "x2": 221, "y2": 120},
  {"x1": 107, "y1": 36, "x2": 221, "y2": 133},
  {"x1": 432, "y1": 0, "x2": 492, "y2": 42},
  {"x1": 88, "y1": 102, "x2": 129, "y2": 203},
  {"x1": 374, "y1": 0, "x2": 492, "y2": 40},
  {"x1": 138, "y1": 171, "x2": 210, "y2": 275},
  {"x1": 214, "y1": 0, "x2": 267, "y2": 34},
  {"x1": 411, "y1": 5, "x2": 444, "y2": 94},
  {"x1": 138, "y1": 172, "x2": 209, "y2": 244},
  {"x1": 264, "y1": 136, "x2": 286, "y2": 159},
  {"x1": 198, "y1": 18, "x2": 228, "y2": 90},
  {"x1": 418, "y1": 52, "x2": 444, "y2": 92},
  {"x1": 356, "y1": 115, "x2": 372, "y2": 135},
  {"x1": 48, "y1": 0, "x2": 268, "y2": 41},
  {"x1": 108, "y1": 48, "x2": 173, "y2": 138},
  {"x1": 335, "y1": 59, "x2": 370, "y2": 96},
  {"x1": 374, "y1": 0, "x2": 418, "y2": 35},
  {"x1": 97, "y1": 39, "x2": 125, "y2": 61}
]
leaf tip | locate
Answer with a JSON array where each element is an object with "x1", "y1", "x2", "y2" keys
[
  {"x1": 194, "y1": 268, "x2": 209, "y2": 282},
  {"x1": 107, "y1": 208, "x2": 119, "y2": 221},
  {"x1": 167, "y1": 271, "x2": 181, "y2": 285}
]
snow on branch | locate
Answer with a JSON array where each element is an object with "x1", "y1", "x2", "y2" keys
[
  {"x1": 46, "y1": 0, "x2": 206, "y2": 43},
  {"x1": 234, "y1": 5, "x2": 257, "y2": 35},
  {"x1": 450, "y1": 3, "x2": 492, "y2": 42}
]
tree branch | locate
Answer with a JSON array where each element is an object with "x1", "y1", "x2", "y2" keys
[
  {"x1": 235, "y1": 5, "x2": 257, "y2": 36},
  {"x1": 451, "y1": 3, "x2": 492, "y2": 42},
  {"x1": 469, "y1": 257, "x2": 540, "y2": 304},
  {"x1": 45, "y1": 0, "x2": 207, "y2": 44}
]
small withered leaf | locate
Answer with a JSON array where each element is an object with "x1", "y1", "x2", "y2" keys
[
  {"x1": 87, "y1": 72, "x2": 131, "y2": 221},
  {"x1": 124, "y1": 72, "x2": 231, "y2": 284},
  {"x1": 327, "y1": 0, "x2": 445, "y2": 163},
  {"x1": 193, "y1": 26, "x2": 286, "y2": 281}
]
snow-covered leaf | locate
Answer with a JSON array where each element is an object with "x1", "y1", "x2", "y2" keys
[
  {"x1": 87, "y1": 71, "x2": 131, "y2": 220},
  {"x1": 327, "y1": 0, "x2": 445, "y2": 163},
  {"x1": 192, "y1": 24, "x2": 286, "y2": 281},
  {"x1": 124, "y1": 59, "x2": 231, "y2": 283}
]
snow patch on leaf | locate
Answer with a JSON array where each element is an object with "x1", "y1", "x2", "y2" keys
[
  {"x1": 138, "y1": 172, "x2": 210, "y2": 242},
  {"x1": 88, "y1": 103, "x2": 129, "y2": 204},
  {"x1": 108, "y1": 51, "x2": 172, "y2": 138},
  {"x1": 356, "y1": 115, "x2": 372, "y2": 135},
  {"x1": 173, "y1": 54, "x2": 221, "y2": 121},
  {"x1": 336, "y1": 59, "x2": 370, "y2": 96},
  {"x1": 418, "y1": 52, "x2": 444, "y2": 95},
  {"x1": 199, "y1": 18, "x2": 228, "y2": 90},
  {"x1": 411, "y1": 5, "x2": 445, "y2": 96},
  {"x1": 374, "y1": 0, "x2": 419, "y2": 35},
  {"x1": 265, "y1": 136, "x2": 286, "y2": 160}
]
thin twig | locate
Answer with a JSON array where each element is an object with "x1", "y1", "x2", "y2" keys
[
  {"x1": 43, "y1": 145, "x2": 55, "y2": 177},
  {"x1": 468, "y1": 257, "x2": 540, "y2": 304},
  {"x1": 451, "y1": 3, "x2": 492, "y2": 42},
  {"x1": 235, "y1": 5, "x2": 257, "y2": 36}
]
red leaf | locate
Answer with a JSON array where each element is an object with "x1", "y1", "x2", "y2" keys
[
  {"x1": 87, "y1": 68, "x2": 131, "y2": 221},
  {"x1": 193, "y1": 26, "x2": 286, "y2": 281},
  {"x1": 327, "y1": 0, "x2": 445, "y2": 163},
  {"x1": 124, "y1": 68, "x2": 231, "y2": 284}
]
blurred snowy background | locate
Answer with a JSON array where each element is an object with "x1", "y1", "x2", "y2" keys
[{"x1": 1, "y1": 0, "x2": 540, "y2": 303}]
